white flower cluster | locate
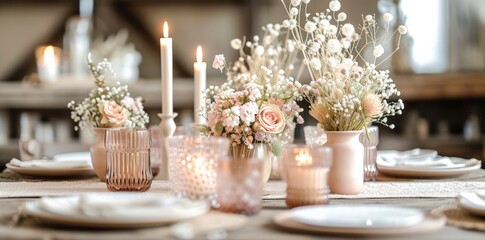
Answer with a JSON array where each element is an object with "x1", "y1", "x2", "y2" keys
[
  {"x1": 68, "y1": 56, "x2": 149, "y2": 133},
  {"x1": 281, "y1": 0, "x2": 406, "y2": 131}
]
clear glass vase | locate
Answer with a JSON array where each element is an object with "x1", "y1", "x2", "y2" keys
[
  {"x1": 105, "y1": 129, "x2": 152, "y2": 192},
  {"x1": 360, "y1": 126, "x2": 379, "y2": 181},
  {"x1": 217, "y1": 155, "x2": 263, "y2": 215}
]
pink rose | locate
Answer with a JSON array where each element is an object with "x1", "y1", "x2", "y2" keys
[
  {"x1": 256, "y1": 105, "x2": 286, "y2": 134},
  {"x1": 99, "y1": 101, "x2": 129, "y2": 127}
]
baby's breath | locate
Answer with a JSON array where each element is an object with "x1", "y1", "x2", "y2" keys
[
  {"x1": 281, "y1": 0, "x2": 406, "y2": 131},
  {"x1": 205, "y1": 23, "x2": 305, "y2": 156},
  {"x1": 68, "y1": 55, "x2": 149, "y2": 133}
]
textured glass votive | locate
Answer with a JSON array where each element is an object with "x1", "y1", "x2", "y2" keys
[
  {"x1": 217, "y1": 156, "x2": 263, "y2": 215},
  {"x1": 149, "y1": 125, "x2": 161, "y2": 177},
  {"x1": 165, "y1": 136, "x2": 230, "y2": 201},
  {"x1": 283, "y1": 145, "x2": 332, "y2": 208},
  {"x1": 105, "y1": 129, "x2": 152, "y2": 192},
  {"x1": 303, "y1": 125, "x2": 327, "y2": 147},
  {"x1": 360, "y1": 126, "x2": 379, "y2": 181}
]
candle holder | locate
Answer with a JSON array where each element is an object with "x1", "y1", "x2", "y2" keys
[
  {"x1": 283, "y1": 144, "x2": 332, "y2": 208},
  {"x1": 165, "y1": 136, "x2": 230, "y2": 202},
  {"x1": 149, "y1": 125, "x2": 162, "y2": 177},
  {"x1": 216, "y1": 155, "x2": 263, "y2": 215},
  {"x1": 105, "y1": 128, "x2": 152, "y2": 192},
  {"x1": 360, "y1": 126, "x2": 379, "y2": 181},
  {"x1": 35, "y1": 45, "x2": 61, "y2": 82},
  {"x1": 157, "y1": 113, "x2": 178, "y2": 180}
]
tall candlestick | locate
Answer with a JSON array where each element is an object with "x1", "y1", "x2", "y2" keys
[
  {"x1": 158, "y1": 21, "x2": 177, "y2": 180},
  {"x1": 160, "y1": 21, "x2": 173, "y2": 116},
  {"x1": 194, "y1": 45, "x2": 207, "y2": 125}
]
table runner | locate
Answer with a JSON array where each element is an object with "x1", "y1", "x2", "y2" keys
[{"x1": 1, "y1": 179, "x2": 485, "y2": 199}]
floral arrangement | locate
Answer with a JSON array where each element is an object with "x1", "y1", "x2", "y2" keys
[
  {"x1": 67, "y1": 55, "x2": 149, "y2": 133},
  {"x1": 281, "y1": 0, "x2": 406, "y2": 131},
  {"x1": 205, "y1": 23, "x2": 305, "y2": 156}
]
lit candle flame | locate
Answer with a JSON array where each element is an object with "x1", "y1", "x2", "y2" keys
[
  {"x1": 295, "y1": 148, "x2": 312, "y2": 166},
  {"x1": 44, "y1": 46, "x2": 55, "y2": 64},
  {"x1": 163, "y1": 21, "x2": 169, "y2": 38},
  {"x1": 196, "y1": 45, "x2": 203, "y2": 63}
]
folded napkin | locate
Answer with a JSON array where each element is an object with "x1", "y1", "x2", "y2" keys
[
  {"x1": 379, "y1": 148, "x2": 437, "y2": 161},
  {"x1": 458, "y1": 191, "x2": 485, "y2": 208},
  {"x1": 9, "y1": 158, "x2": 91, "y2": 169},
  {"x1": 39, "y1": 193, "x2": 209, "y2": 220},
  {"x1": 379, "y1": 154, "x2": 480, "y2": 169}
]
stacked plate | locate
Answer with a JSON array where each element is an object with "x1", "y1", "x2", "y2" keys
[
  {"x1": 6, "y1": 152, "x2": 94, "y2": 177},
  {"x1": 377, "y1": 149, "x2": 481, "y2": 178},
  {"x1": 273, "y1": 205, "x2": 446, "y2": 236},
  {"x1": 457, "y1": 190, "x2": 485, "y2": 217},
  {"x1": 25, "y1": 193, "x2": 209, "y2": 228}
]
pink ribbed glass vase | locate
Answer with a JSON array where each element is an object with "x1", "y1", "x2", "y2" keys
[{"x1": 105, "y1": 129, "x2": 152, "y2": 192}]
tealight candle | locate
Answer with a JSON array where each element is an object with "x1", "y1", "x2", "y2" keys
[
  {"x1": 165, "y1": 136, "x2": 230, "y2": 202},
  {"x1": 160, "y1": 22, "x2": 173, "y2": 116},
  {"x1": 194, "y1": 45, "x2": 207, "y2": 125},
  {"x1": 283, "y1": 145, "x2": 332, "y2": 208},
  {"x1": 35, "y1": 45, "x2": 61, "y2": 82}
]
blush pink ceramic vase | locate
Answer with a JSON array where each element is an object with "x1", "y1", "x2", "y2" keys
[
  {"x1": 90, "y1": 128, "x2": 108, "y2": 181},
  {"x1": 324, "y1": 130, "x2": 364, "y2": 195}
]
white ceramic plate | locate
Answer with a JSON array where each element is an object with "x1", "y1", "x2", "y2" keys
[
  {"x1": 377, "y1": 157, "x2": 481, "y2": 178},
  {"x1": 274, "y1": 212, "x2": 446, "y2": 236},
  {"x1": 457, "y1": 191, "x2": 485, "y2": 217},
  {"x1": 6, "y1": 163, "x2": 95, "y2": 177},
  {"x1": 378, "y1": 149, "x2": 438, "y2": 162},
  {"x1": 53, "y1": 152, "x2": 91, "y2": 162},
  {"x1": 291, "y1": 205, "x2": 424, "y2": 229},
  {"x1": 24, "y1": 194, "x2": 209, "y2": 229}
]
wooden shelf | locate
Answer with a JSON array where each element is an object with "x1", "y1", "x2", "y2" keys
[
  {"x1": 0, "y1": 78, "x2": 225, "y2": 110},
  {"x1": 393, "y1": 73, "x2": 485, "y2": 100}
]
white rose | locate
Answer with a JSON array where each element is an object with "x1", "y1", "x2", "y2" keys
[{"x1": 99, "y1": 101, "x2": 129, "y2": 128}]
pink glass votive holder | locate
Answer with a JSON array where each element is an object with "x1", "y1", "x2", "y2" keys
[
  {"x1": 283, "y1": 144, "x2": 332, "y2": 208},
  {"x1": 105, "y1": 128, "x2": 152, "y2": 192},
  {"x1": 165, "y1": 136, "x2": 230, "y2": 201},
  {"x1": 149, "y1": 125, "x2": 161, "y2": 177},
  {"x1": 217, "y1": 156, "x2": 263, "y2": 215}
]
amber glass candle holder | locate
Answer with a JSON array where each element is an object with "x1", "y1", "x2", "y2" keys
[
  {"x1": 360, "y1": 126, "x2": 379, "y2": 181},
  {"x1": 165, "y1": 136, "x2": 230, "y2": 202},
  {"x1": 217, "y1": 156, "x2": 263, "y2": 215},
  {"x1": 283, "y1": 145, "x2": 332, "y2": 208},
  {"x1": 105, "y1": 129, "x2": 152, "y2": 192}
]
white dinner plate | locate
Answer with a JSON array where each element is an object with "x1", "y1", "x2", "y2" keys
[
  {"x1": 457, "y1": 191, "x2": 485, "y2": 217},
  {"x1": 53, "y1": 152, "x2": 91, "y2": 162},
  {"x1": 6, "y1": 163, "x2": 95, "y2": 177},
  {"x1": 291, "y1": 205, "x2": 424, "y2": 229},
  {"x1": 378, "y1": 149, "x2": 438, "y2": 162},
  {"x1": 376, "y1": 157, "x2": 481, "y2": 178},
  {"x1": 24, "y1": 194, "x2": 209, "y2": 229}
]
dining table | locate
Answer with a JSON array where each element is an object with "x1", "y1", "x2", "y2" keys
[{"x1": 0, "y1": 167, "x2": 485, "y2": 240}]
